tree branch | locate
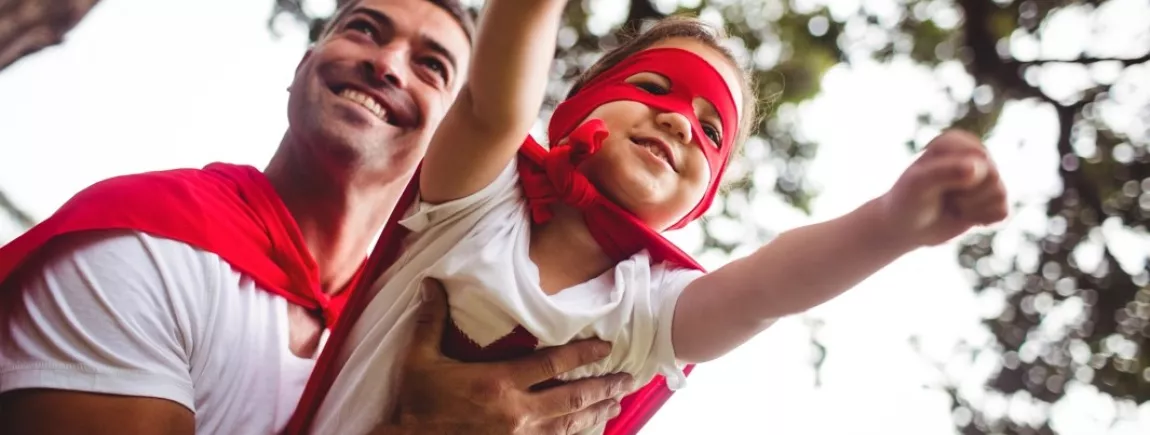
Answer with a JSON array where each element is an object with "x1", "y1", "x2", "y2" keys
[
  {"x1": 623, "y1": 0, "x2": 664, "y2": 30},
  {"x1": 958, "y1": 0, "x2": 1109, "y2": 217},
  {"x1": 1010, "y1": 52, "x2": 1150, "y2": 67},
  {"x1": 0, "y1": 188, "x2": 34, "y2": 229},
  {"x1": 958, "y1": 0, "x2": 1051, "y2": 104},
  {"x1": 0, "y1": 0, "x2": 102, "y2": 73},
  {"x1": 270, "y1": 0, "x2": 309, "y2": 24}
]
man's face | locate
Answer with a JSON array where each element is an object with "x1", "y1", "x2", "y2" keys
[{"x1": 286, "y1": 0, "x2": 471, "y2": 178}]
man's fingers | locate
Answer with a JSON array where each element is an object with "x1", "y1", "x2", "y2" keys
[
  {"x1": 409, "y1": 278, "x2": 450, "y2": 361},
  {"x1": 530, "y1": 373, "x2": 633, "y2": 418},
  {"x1": 544, "y1": 398, "x2": 622, "y2": 435},
  {"x1": 510, "y1": 340, "x2": 613, "y2": 387}
]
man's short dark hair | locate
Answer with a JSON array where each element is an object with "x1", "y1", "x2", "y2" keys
[{"x1": 320, "y1": 0, "x2": 475, "y2": 44}]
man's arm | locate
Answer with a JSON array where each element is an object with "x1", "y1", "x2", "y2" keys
[
  {"x1": 419, "y1": 0, "x2": 567, "y2": 204},
  {"x1": 0, "y1": 232, "x2": 203, "y2": 434},
  {"x1": 376, "y1": 280, "x2": 632, "y2": 435},
  {"x1": 0, "y1": 390, "x2": 192, "y2": 435}
]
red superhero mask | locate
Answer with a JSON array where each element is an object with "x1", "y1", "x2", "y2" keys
[{"x1": 547, "y1": 47, "x2": 739, "y2": 230}]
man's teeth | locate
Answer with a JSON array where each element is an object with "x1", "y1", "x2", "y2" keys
[{"x1": 339, "y1": 88, "x2": 390, "y2": 123}]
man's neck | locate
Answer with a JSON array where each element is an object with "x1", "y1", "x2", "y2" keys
[{"x1": 264, "y1": 134, "x2": 412, "y2": 296}]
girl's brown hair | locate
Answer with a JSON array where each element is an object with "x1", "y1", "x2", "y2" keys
[{"x1": 566, "y1": 17, "x2": 759, "y2": 163}]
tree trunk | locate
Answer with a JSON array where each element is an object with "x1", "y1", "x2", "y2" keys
[
  {"x1": 0, "y1": 0, "x2": 102, "y2": 73},
  {"x1": 623, "y1": 0, "x2": 664, "y2": 31}
]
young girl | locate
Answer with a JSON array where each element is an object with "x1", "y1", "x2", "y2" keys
[{"x1": 296, "y1": 2, "x2": 1008, "y2": 434}]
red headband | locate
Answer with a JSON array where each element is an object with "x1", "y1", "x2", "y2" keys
[{"x1": 548, "y1": 47, "x2": 739, "y2": 229}]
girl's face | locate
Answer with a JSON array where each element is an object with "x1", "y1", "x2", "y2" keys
[{"x1": 568, "y1": 37, "x2": 744, "y2": 231}]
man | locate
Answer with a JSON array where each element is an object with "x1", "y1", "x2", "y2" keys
[{"x1": 0, "y1": 1, "x2": 630, "y2": 433}]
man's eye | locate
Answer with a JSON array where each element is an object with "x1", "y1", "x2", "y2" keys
[
  {"x1": 634, "y1": 82, "x2": 669, "y2": 95},
  {"x1": 419, "y1": 58, "x2": 449, "y2": 82},
  {"x1": 703, "y1": 124, "x2": 722, "y2": 146},
  {"x1": 347, "y1": 20, "x2": 375, "y2": 38}
]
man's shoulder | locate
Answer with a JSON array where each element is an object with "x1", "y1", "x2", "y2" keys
[
  {"x1": 0, "y1": 163, "x2": 266, "y2": 285},
  {"x1": 43, "y1": 162, "x2": 271, "y2": 238},
  {"x1": 1, "y1": 162, "x2": 307, "y2": 314},
  {"x1": 63, "y1": 230, "x2": 225, "y2": 263},
  {"x1": 23, "y1": 231, "x2": 227, "y2": 292},
  {"x1": 70, "y1": 163, "x2": 260, "y2": 206}
]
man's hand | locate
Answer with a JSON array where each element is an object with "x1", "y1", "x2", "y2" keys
[
  {"x1": 881, "y1": 129, "x2": 1009, "y2": 248},
  {"x1": 379, "y1": 279, "x2": 633, "y2": 435}
]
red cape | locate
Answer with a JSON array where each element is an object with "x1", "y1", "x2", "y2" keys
[
  {"x1": 0, "y1": 163, "x2": 345, "y2": 324},
  {"x1": 289, "y1": 147, "x2": 700, "y2": 434}
]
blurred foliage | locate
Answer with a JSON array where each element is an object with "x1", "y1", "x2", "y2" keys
[
  {"x1": 946, "y1": 1, "x2": 1148, "y2": 433},
  {"x1": 269, "y1": 0, "x2": 1150, "y2": 433}
]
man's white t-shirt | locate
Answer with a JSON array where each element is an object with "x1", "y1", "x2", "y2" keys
[
  {"x1": 0, "y1": 231, "x2": 320, "y2": 434},
  {"x1": 312, "y1": 162, "x2": 703, "y2": 435}
]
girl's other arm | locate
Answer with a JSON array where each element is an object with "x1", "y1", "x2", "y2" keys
[
  {"x1": 671, "y1": 131, "x2": 1009, "y2": 363},
  {"x1": 672, "y1": 199, "x2": 906, "y2": 362}
]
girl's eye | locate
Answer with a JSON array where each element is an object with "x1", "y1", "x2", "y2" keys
[
  {"x1": 703, "y1": 124, "x2": 722, "y2": 146},
  {"x1": 634, "y1": 82, "x2": 669, "y2": 95}
]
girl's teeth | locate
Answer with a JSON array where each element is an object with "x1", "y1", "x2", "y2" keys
[{"x1": 642, "y1": 142, "x2": 668, "y2": 163}]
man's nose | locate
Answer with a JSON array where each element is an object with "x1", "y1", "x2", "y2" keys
[
  {"x1": 364, "y1": 43, "x2": 409, "y2": 88},
  {"x1": 655, "y1": 111, "x2": 692, "y2": 145}
]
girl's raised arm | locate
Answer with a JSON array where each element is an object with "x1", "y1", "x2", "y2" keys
[{"x1": 419, "y1": 0, "x2": 567, "y2": 204}]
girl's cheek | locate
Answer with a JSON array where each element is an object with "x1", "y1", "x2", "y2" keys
[{"x1": 693, "y1": 152, "x2": 712, "y2": 182}]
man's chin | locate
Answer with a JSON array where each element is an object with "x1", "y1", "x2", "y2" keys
[
  {"x1": 327, "y1": 103, "x2": 389, "y2": 130},
  {"x1": 313, "y1": 110, "x2": 402, "y2": 143},
  {"x1": 335, "y1": 132, "x2": 426, "y2": 175}
]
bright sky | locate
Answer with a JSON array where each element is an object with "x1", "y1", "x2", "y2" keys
[{"x1": 1, "y1": 0, "x2": 1148, "y2": 434}]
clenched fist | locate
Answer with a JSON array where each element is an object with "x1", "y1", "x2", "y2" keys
[{"x1": 879, "y1": 130, "x2": 1009, "y2": 248}]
